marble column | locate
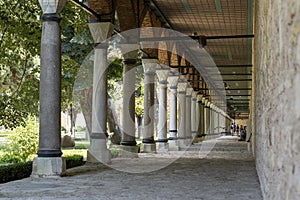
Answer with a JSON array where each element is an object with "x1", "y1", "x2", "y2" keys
[
  {"x1": 213, "y1": 105, "x2": 217, "y2": 134},
  {"x1": 156, "y1": 66, "x2": 170, "y2": 152},
  {"x1": 204, "y1": 99, "x2": 211, "y2": 135},
  {"x1": 196, "y1": 94, "x2": 203, "y2": 137},
  {"x1": 191, "y1": 92, "x2": 197, "y2": 139},
  {"x1": 199, "y1": 97, "x2": 205, "y2": 136},
  {"x1": 86, "y1": 22, "x2": 114, "y2": 164},
  {"x1": 177, "y1": 77, "x2": 187, "y2": 148},
  {"x1": 217, "y1": 112, "x2": 220, "y2": 133},
  {"x1": 141, "y1": 59, "x2": 157, "y2": 153},
  {"x1": 185, "y1": 85, "x2": 193, "y2": 145},
  {"x1": 210, "y1": 103, "x2": 214, "y2": 135},
  {"x1": 168, "y1": 72, "x2": 179, "y2": 151},
  {"x1": 32, "y1": 0, "x2": 67, "y2": 177},
  {"x1": 216, "y1": 108, "x2": 220, "y2": 134},
  {"x1": 119, "y1": 45, "x2": 139, "y2": 158}
]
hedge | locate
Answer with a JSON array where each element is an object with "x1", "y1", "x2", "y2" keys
[{"x1": 0, "y1": 155, "x2": 85, "y2": 184}]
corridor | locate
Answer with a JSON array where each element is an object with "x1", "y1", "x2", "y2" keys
[
  {"x1": 0, "y1": 136, "x2": 262, "y2": 200},
  {"x1": 3, "y1": 0, "x2": 298, "y2": 199}
]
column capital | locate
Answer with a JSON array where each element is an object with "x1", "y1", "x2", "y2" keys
[
  {"x1": 186, "y1": 86, "x2": 194, "y2": 97},
  {"x1": 192, "y1": 91, "x2": 197, "y2": 101},
  {"x1": 120, "y1": 44, "x2": 139, "y2": 60},
  {"x1": 197, "y1": 94, "x2": 203, "y2": 102},
  {"x1": 168, "y1": 70, "x2": 179, "y2": 88},
  {"x1": 177, "y1": 81, "x2": 187, "y2": 93},
  {"x1": 38, "y1": 0, "x2": 67, "y2": 14},
  {"x1": 156, "y1": 65, "x2": 170, "y2": 84},
  {"x1": 88, "y1": 22, "x2": 114, "y2": 44},
  {"x1": 142, "y1": 59, "x2": 158, "y2": 75}
]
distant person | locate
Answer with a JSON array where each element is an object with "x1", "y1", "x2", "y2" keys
[
  {"x1": 239, "y1": 126, "x2": 246, "y2": 141},
  {"x1": 230, "y1": 123, "x2": 234, "y2": 136},
  {"x1": 233, "y1": 123, "x2": 237, "y2": 135}
]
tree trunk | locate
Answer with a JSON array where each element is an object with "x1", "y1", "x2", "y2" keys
[
  {"x1": 107, "y1": 94, "x2": 121, "y2": 144},
  {"x1": 79, "y1": 88, "x2": 121, "y2": 144},
  {"x1": 79, "y1": 87, "x2": 93, "y2": 139}
]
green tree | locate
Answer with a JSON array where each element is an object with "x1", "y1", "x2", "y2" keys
[
  {"x1": 0, "y1": 1, "x2": 92, "y2": 128},
  {"x1": 0, "y1": 1, "x2": 41, "y2": 128}
]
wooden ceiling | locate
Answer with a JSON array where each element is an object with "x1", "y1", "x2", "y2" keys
[{"x1": 150, "y1": 0, "x2": 253, "y2": 119}]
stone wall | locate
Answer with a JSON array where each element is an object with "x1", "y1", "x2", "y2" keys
[{"x1": 253, "y1": 0, "x2": 300, "y2": 199}]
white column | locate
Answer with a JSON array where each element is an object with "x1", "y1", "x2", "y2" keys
[
  {"x1": 204, "y1": 99, "x2": 211, "y2": 135},
  {"x1": 199, "y1": 97, "x2": 205, "y2": 136},
  {"x1": 168, "y1": 72, "x2": 179, "y2": 151},
  {"x1": 87, "y1": 22, "x2": 114, "y2": 164},
  {"x1": 141, "y1": 59, "x2": 157, "y2": 153},
  {"x1": 210, "y1": 103, "x2": 214, "y2": 136},
  {"x1": 185, "y1": 85, "x2": 193, "y2": 145},
  {"x1": 177, "y1": 77, "x2": 187, "y2": 148},
  {"x1": 217, "y1": 108, "x2": 221, "y2": 134},
  {"x1": 119, "y1": 45, "x2": 139, "y2": 158},
  {"x1": 211, "y1": 104, "x2": 219, "y2": 137},
  {"x1": 191, "y1": 92, "x2": 197, "y2": 139},
  {"x1": 156, "y1": 66, "x2": 170, "y2": 152}
]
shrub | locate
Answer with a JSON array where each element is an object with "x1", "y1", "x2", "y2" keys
[
  {"x1": 0, "y1": 155, "x2": 85, "y2": 184},
  {"x1": 0, "y1": 117, "x2": 38, "y2": 163},
  {"x1": 65, "y1": 154, "x2": 85, "y2": 168},
  {"x1": 0, "y1": 161, "x2": 32, "y2": 184},
  {"x1": 75, "y1": 126, "x2": 86, "y2": 132}
]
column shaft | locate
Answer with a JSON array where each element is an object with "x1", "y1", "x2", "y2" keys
[
  {"x1": 169, "y1": 88, "x2": 177, "y2": 139},
  {"x1": 121, "y1": 61, "x2": 136, "y2": 145},
  {"x1": 178, "y1": 92, "x2": 186, "y2": 140},
  {"x1": 199, "y1": 102, "x2": 205, "y2": 136},
  {"x1": 91, "y1": 47, "x2": 108, "y2": 139},
  {"x1": 191, "y1": 94, "x2": 197, "y2": 138},
  {"x1": 141, "y1": 59, "x2": 157, "y2": 153},
  {"x1": 204, "y1": 105, "x2": 210, "y2": 134},
  {"x1": 38, "y1": 15, "x2": 62, "y2": 157},
  {"x1": 143, "y1": 73, "x2": 155, "y2": 142},
  {"x1": 185, "y1": 95, "x2": 192, "y2": 140},
  {"x1": 157, "y1": 83, "x2": 168, "y2": 142}
]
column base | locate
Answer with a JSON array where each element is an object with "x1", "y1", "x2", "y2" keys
[
  {"x1": 247, "y1": 142, "x2": 252, "y2": 152},
  {"x1": 87, "y1": 138, "x2": 111, "y2": 164},
  {"x1": 156, "y1": 142, "x2": 169, "y2": 153},
  {"x1": 168, "y1": 139, "x2": 179, "y2": 151},
  {"x1": 119, "y1": 145, "x2": 138, "y2": 158},
  {"x1": 191, "y1": 132, "x2": 198, "y2": 139},
  {"x1": 192, "y1": 136, "x2": 204, "y2": 144},
  {"x1": 177, "y1": 139, "x2": 187, "y2": 148},
  {"x1": 185, "y1": 138, "x2": 193, "y2": 146},
  {"x1": 140, "y1": 143, "x2": 156, "y2": 153},
  {"x1": 31, "y1": 157, "x2": 66, "y2": 178}
]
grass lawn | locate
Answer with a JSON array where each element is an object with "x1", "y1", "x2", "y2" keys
[{"x1": 62, "y1": 149, "x2": 87, "y2": 160}]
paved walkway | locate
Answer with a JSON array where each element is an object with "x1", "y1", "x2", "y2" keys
[{"x1": 0, "y1": 136, "x2": 262, "y2": 200}]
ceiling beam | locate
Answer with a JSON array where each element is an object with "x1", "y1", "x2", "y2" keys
[
  {"x1": 145, "y1": 0, "x2": 172, "y2": 28},
  {"x1": 193, "y1": 88, "x2": 252, "y2": 90},
  {"x1": 205, "y1": 34, "x2": 254, "y2": 40}
]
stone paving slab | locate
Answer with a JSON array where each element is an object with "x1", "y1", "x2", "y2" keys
[{"x1": 0, "y1": 138, "x2": 262, "y2": 200}]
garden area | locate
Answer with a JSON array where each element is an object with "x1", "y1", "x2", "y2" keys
[{"x1": 0, "y1": 117, "x2": 89, "y2": 184}]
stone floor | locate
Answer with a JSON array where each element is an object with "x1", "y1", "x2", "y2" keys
[{"x1": 0, "y1": 136, "x2": 262, "y2": 200}]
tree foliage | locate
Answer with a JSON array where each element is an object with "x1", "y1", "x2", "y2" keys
[
  {"x1": 0, "y1": 1, "x2": 41, "y2": 128},
  {"x1": 0, "y1": 1, "x2": 92, "y2": 128}
]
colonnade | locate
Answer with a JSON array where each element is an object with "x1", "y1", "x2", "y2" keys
[{"x1": 32, "y1": 2, "x2": 231, "y2": 175}]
